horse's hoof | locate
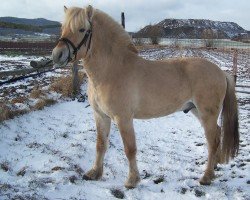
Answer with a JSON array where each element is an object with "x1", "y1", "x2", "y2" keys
[
  {"x1": 199, "y1": 179, "x2": 211, "y2": 185},
  {"x1": 125, "y1": 184, "x2": 136, "y2": 189},
  {"x1": 83, "y1": 168, "x2": 103, "y2": 181},
  {"x1": 125, "y1": 174, "x2": 140, "y2": 189},
  {"x1": 199, "y1": 176, "x2": 212, "y2": 185},
  {"x1": 83, "y1": 174, "x2": 92, "y2": 180}
]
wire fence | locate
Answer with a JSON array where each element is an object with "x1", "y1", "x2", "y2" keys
[
  {"x1": 0, "y1": 41, "x2": 57, "y2": 55},
  {"x1": 0, "y1": 38, "x2": 249, "y2": 92},
  {"x1": 135, "y1": 38, "x2": 250, "y2": 50}
]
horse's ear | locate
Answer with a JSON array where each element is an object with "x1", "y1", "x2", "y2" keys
[
  {"x1": 64, "y1": 6, "x2": 68, "y2": 13},
  {"x1": 85, "y1": 5, "x2": 93, "y2": 21}
]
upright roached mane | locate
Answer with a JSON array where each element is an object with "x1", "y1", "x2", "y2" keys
[{"x1": 52, "y1": 5, "x2": 239, "y2": 188}]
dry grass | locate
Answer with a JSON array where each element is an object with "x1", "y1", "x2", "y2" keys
[
  {"x1": 50, "y1": 71, "x2": 86, "y2": 97},
  {"x1": 0, "y1": 97, "x2": 56, "y2": 122},
  {"x1": 0, "y1": 71, "x2": 86, "y2": 122},
  {"x1": 0, "y1": 103, "x2": 28, "y2": 122},
  {"x1": 29, "y1": 87, "x2": 45, "y2": 99},
  {"x1": 33, "y1": 99, "x2": 57, "y2": 110},
  {"x1": 0, "y1": 104, "x2": 12, "y2": 122},
  {"x1": 11, "y1": 96, "x2": 28, "y2": 104}
]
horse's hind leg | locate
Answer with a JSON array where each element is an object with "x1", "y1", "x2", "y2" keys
[
  {"x1": 83, "y1": 111, "x2": 111, "y2": 180},
  {"x1": 191, "y1": 108, "x2": 221, "y2": 168}
]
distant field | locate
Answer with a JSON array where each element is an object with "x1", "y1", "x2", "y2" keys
[{"x1": 135, "y1": 38, "x2": 250, "y2": 49}]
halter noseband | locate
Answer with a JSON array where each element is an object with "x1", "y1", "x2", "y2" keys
[{"x1": 58, "y1": 28, "x2": 92, "y2": 64}]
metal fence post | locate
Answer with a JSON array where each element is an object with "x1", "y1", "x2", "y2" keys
[
  {"x1": 121, "y1": 12, "x2": 125, "y2": 29},
  {"x1": 232, "y1": 49, "x2": 238, "y2": 84},
  {"x1": 72, "y1": 61, "x2": 79, "y2": 97}
]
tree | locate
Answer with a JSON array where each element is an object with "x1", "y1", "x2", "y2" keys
[
  {"x1": 147, "y1": 25, "x2": 162, "y2": 45},
  {"x1": 201, "y1": 28, "x2": 217, "y2": 48}
]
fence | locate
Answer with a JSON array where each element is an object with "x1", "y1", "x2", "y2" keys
[
  {"x1": 134, "y1": 38, "x2": 250, "y2": 49},
  {"x1": 0, "y1": 38, "x2": 249, "y2": 94},
  {"x1": 0, "y1": 41, "x2": 57, "y2": 55}
]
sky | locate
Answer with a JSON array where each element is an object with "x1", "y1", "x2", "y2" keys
[{"x1": 0, "y1": 0, "x2": 249, "y2": 32}]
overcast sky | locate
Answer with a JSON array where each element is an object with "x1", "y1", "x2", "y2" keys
[{"x1": 0, "y1": 0, "x2": 249, "y2": 32}]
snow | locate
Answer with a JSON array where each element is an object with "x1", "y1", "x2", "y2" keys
[
  {"x1": 0, "y1": 92, "x2": 249, "y2": 199},
  {"x1": 0, "y1": 48, "x2": 249, "y2": 199}
]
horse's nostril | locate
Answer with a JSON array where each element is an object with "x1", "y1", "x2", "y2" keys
[{"x1": 58, "y1": 52, "x2": 63, "y2": 59}]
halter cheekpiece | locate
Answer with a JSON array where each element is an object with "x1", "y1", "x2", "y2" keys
[{"x1": 58, "y1": 25, "x2": 92, "y2": 64}]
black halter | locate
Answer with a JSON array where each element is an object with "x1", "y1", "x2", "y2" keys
[{"x1": 58, "y1": 29, "x2": 92, "y2": 64}]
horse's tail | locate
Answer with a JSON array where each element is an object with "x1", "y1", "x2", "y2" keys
[{"x1": 220, "y1": 73, "x2": 239, "y2": 163}]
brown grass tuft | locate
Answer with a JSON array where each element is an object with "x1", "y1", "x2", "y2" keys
[
  {"x1": 0, "y1": 103, "x2": 29, "y2": 122},
  {"x1": 11, "y1": 96, "x2": 28, "y2": 104},
  {"x1": 0, "y1": 104, "x2": 12, "y2": 122},
  {"x1": 30, "y1": 88, "x2": 45, "y2": 99},
  {"x1": 33, "y1": 98, "x2": 57, "y2": 110},
  {"x1": 50, "y1": 71, "x2": 86, "y2": 97}
]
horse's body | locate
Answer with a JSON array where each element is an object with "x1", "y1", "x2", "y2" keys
[{"x1": 52, "y1": 5, "x2": 239, "y2": 188}]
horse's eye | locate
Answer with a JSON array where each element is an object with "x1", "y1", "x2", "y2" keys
[{"x1": 79, "y1": 28, "x2": 85, "y2": 33}]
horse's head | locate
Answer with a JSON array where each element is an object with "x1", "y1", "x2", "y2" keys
[{"x1": 52, "y1": 5, "x2": 94, "y2": 66}]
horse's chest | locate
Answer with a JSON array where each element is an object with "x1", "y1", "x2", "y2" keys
[{"x1": 88, "y1": 88, "x2": 114, "y2": 117}]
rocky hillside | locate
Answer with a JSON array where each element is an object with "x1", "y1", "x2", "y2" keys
[
  {"x1": 135, "y1": 19, "x2": 248, "y2": 39},
  {"x1": 0, "y1": 17, "x2": 61, "y2": 36}
]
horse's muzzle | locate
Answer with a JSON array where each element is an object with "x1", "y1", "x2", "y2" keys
[{"x1": 52, "y1": 46, "x2": 70, "y2": 66}]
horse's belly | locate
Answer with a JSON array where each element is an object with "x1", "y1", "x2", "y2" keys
[
  {"x1": 134, "y1": 97, "x2": 189, "y2": 119},
  {"x1": 134, "y1": 107, "x2": 178, "y2": 119}
]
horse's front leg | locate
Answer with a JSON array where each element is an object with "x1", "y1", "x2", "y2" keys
[
  {"x1": 116, "y1": 117, "x2": 140, "y2": 188},
  {"x1": 83, "y1": 111, "x2": 111, "y2": 180}
]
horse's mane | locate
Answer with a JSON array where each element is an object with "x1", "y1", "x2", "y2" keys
[
  {"x1": 63, "y1": 6, "x2": 138, "y2": 54},
  {"x1": 93, "y1": 9, "x2": 138, "y2": 54}
]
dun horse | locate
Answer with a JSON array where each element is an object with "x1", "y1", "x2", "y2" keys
[{"x1": 52, "y1": 5, "x2": 239, "y2": 188}]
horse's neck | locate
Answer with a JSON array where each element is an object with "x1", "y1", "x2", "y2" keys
[
  {"x1": 83, "y1": 16, "x2": 134, "y2": 86},
  {"x1": 84, "y1": 52, "x2": 122, "y2": 88}
]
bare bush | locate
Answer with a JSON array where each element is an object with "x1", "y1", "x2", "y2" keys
[
  {"x1": 133, "y1": 37, "x2": 144, "y2": 46},
  {"x1": 147, "y1": 25, "x2": 162, "y2": 45},
  {"x1": 202, "y1": 28, "x2": 218, "y2": 48}
]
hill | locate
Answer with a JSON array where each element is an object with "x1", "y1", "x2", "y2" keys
[
  {"x1": 135, "y1": 19, "x2": 248, "y2": 39},
  {"x1": 0, "y1": 17, "x2": 61, "y2": 36}
]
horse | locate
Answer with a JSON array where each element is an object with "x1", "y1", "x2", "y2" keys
[{"x1": 52, "y1": 5, "x2": 239, "y2": 188}]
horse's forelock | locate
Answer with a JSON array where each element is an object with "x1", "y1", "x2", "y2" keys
[{"x1": 63, "y1": 7, "x2": 89, "y2": 33}]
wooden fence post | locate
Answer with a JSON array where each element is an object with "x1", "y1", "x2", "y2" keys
[
  {"x1": 232, "y1": 49, "x2": 238, "y2": 84},
  {"x1": 121, "y1": 12, "x2": 125, "y2": 29},
  {"x1": 72, "y1": 61, "x2": 79, "y2": 97}
]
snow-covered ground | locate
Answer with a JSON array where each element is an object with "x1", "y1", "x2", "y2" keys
[
  {"x1": 0, "y1": 91, "x2": 249, "y2": 199},
  {"x1": 0, "y1": 48, "x2": 249, "y2": 199}
]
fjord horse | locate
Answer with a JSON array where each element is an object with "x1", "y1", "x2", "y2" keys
[{"x1": 52, "y1": 5, "x2": 239, "y2": 188}]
